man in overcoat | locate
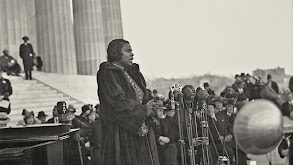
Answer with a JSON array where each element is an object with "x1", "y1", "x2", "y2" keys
[{"x1": 19, "y1": 36, "x2": 34, "y2": 80}]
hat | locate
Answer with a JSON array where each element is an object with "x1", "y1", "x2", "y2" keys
[
  {"x1": 22, "y1": 36, "x2": 29, "y2": 41},
  {"x1": 81, "y1": 104, "x2": 92, "y2": 115},
  {"x1": 203, "y1": 82, "x2": 210, "y2": 87},
  {"x1": 37, "y1": 111, "x2": 48, "y2": 118},
  {"x1": 67, "y1": 104, "x2": 76, "y2": 113},
  {"x1": 2, "y1": 49, "x2": 8, "y2": 54},
  {"x1": 235, "y1": 74, "x2": 240, "y2": 78},
  {"x1": 214, "y1": 96, "x2": 224, "y2": 104},
  {"x1": 226, "y1": 99, "x2": 235, "y2": 105},
  {"x1": 23, "y1": 111, "x2": 34, "y2": 120},
  {"x1": 0, "y1": 112, "x2": 10, "y2": 125},
  {"x1": 155, "y1": 100, "x2": 166, "y2": 110},
  {"x1": 240, "y1": 73, "x2": 245, "y2": 77},
  {"x1": 246, "y1": 74, "x2": 251, "y2": 77},
  {"x1": 267, "y1": 74, "x2": 272, "y2": 79}
]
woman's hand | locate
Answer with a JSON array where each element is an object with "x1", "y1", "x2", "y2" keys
[{"x1": 145, "y1": 100, "x2": 154, "y2": 116}]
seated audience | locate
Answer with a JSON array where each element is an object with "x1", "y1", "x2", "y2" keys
[
  {"x1": 0, "y1": 112, "x2": 10, "y2": 127},
  {"x1": 36, "y1": 111, "x2": 48, "y2": 124},
  {"x1": 16, "y1": 109, "x2": 41, "y2": 126},
  {"x1": 0, "y1": 49, "x2": 21, "y2": 76},
  {"x1": 47, "y1": 106, "x2": 58, "y2": 123}
]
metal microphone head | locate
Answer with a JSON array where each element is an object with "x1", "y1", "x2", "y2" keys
[{"x1": 182, "y1": 85, "x2": 196, "y2": 102}]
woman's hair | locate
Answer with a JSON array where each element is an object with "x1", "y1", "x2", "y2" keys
[
  {"x1": 24, "y1": 111, "x2": 34, "y2": 124},
  {"x1": 107, "y1": 39, "x2": 129, "y2": 62}
]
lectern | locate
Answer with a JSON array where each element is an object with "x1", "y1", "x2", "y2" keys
[{"x1": 0, "y1": 124, "x2": 78, "y2": 165}]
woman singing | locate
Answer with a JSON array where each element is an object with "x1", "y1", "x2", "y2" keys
[{"x1": 97, "y1": 39, "x2": 159, "y2": 165}]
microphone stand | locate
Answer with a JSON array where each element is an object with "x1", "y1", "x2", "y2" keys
[
  {"x1": 184, "y1": 100, "x2": 197, "y2": 165},
  {"x1": 170, "y1": 85, "x2": 187, "y2": 165}
]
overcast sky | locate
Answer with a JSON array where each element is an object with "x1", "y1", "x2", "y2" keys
[{"x1": 120, "y1": 0, "x2": 293, "y2": 79}]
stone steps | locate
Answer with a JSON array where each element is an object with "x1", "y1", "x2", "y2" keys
[
  {"x1": 13, "y1": 89, "x2": 58, "y2": 95},
  {"x1": 10, "y1": 96, "x2": 71, "y2": 104},
  {"x1": 10, "y1": 93, "x2": 64, "y2": 99},
  {"x1": 3, "y1": 74, "x2": 84, "y2": 126}
]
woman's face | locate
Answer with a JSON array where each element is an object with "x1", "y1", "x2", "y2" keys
[
  {"x1": 116, "y1": 43, "x2": 134, "y2": 68},
  {"x1": 88, "y1": 112, "x2": 96, "y2": 122},
  {"x1": 26, "y1": 116, "x2": 34, "y2": 125}
]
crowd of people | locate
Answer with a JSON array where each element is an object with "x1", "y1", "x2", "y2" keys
[
  {"x1": 97, "y1": 39, "x2": 293, "y2": 165},
  {"x1": 0, "y1": 37, "x2": 292, "y2": 165},
  {"x1": 0, "y1": 36, "x2": 43, "y2": 80},
  {"x1": 143, "y1": 72, "x2": 292, "y2": 165},
  {"x1": 0, "y1": 102, "x2": 101, "y2": 165}
]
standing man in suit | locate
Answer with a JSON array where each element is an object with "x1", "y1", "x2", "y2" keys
[
  {"x1": 278, "y1": 91, "x2": 293, "y2": 164},
  {"x1": 281, "y1": 91, "x2": 293, "y2": 119},
  {"x1": 267, "y1": 74, "x2": 279, "y2": 94},
  {"x1": 203, "y1": 82, "x2": 215, "y2": 96},
  {"x1": 19, "y1": 36, "x2": 35, "y2": 80}
]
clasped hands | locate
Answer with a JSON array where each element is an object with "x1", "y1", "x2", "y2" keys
[{"x1": 158, "y1": 136, "x2": 170, "y2": 145}]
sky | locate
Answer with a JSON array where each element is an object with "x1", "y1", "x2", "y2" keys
[{"x1": 120, "y1": 0, "x2": 293, "y2": 79}]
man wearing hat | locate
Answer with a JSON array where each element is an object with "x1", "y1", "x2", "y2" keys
[
  {"x1": 0, "y1": 49, "x2": 21, "y2": 76},
  {"x1": 234, "y1": 80, "x2": 250, "y2": 102},
  {"x1": 281, "y1": 91, "x2": 293, "y2": 119},
  {"x1": 203, "y1": 82, "x2": 215, "y2": 96},
  {"x1": 267, "y1": 74, "x2": 279, "y2": 94},
  {"x1": 278, "y1": 90, "x2": 293, "y2": 164},
  {"x1": 37, "y1": 111, "x2": 48, "y2": 124},
  {"x1": 0, "y1": 112, "x2": 10, "y2": 127},
  {"x1": 152, "y1": 102, "x2": 178, "y2": 165},
  {"x1": 76, "y1": 104, "x2": 93, "y2": 122},
  {"x1": 0, "y1": 67, "x2": 12, "y2": 114},
  {"x1": 214, "y1": 96, "x2": 225, "y2": 114},
  {"x1": 19, "y1": 36, "x2": 35, "y2": 80},
  {"x1": 213, "y1": 101, "x2": 248, "y2": 165}
]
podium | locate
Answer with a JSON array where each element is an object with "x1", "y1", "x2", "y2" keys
[{"x1": 0, "y1": 124, "x2": 78, "y2": 165}]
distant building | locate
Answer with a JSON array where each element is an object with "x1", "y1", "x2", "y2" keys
[{"x1": 253, "y1": 67, "x2": 286, "y2": 80}]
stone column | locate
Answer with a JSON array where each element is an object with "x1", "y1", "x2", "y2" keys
[
  {"x1": 100, "y1": 0, "x2": 124, "y2": 47},
  {"x1": 0, "y1": 0, "x2": 38, "y2": 69},
  {"x1": 72, "y1": 0, "x2": 107, "y2": 75},
  {"x1": 35, "y1": 0, "x2": 77, "y2": 74}
]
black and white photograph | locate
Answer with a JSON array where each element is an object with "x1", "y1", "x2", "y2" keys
[{"x1": 0, "y1": 0, "x2": 292, "y2": 165}]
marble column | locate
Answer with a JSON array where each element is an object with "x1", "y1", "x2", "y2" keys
[
  {"x1": 100, "y1": 0, "x2": 124, "y2": 47},
  {"x1": 35, "y1": 0, "x2": 77, "y2": 74},
  {"x1": 0, "y1": 0, "x2": 38, "y2": 70},
  {"x1": 72, "y1": 0, "x2": 107, "y2": 75}
]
